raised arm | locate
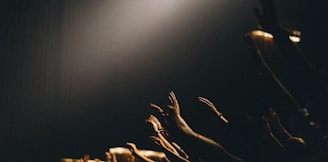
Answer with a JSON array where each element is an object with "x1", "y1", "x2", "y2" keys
[
  {"x1": 126, "y1": 142, "x2": 155, "y2": 162},
  {"x1": 198, "y1": 97, "x2": 229, "y2": 123},
  {"x1": 146, "y1": 115, "x2": 179, "y2": 155},
  {"x1": 167, "y1": 92, "x2": 244, "y2": 162},
  {"x1": 150, "y1": 136, "x2": 190, "y2": 162}
]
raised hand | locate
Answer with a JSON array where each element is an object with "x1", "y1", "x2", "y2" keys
[
  {"x1": 262, "y1": 116, "x2": 284, "y2": 148},
  {"x1": 167, "y1": 92, "x2": 243, "y2": 162},
  {"x1": 146, "y1": 115, "x2": 180, "y2": 154},
  {"x1": 198, "y1": 97, "x2": 229, "y2": 123},
  {"x1": 149, "y1": 136, "x2": 190, "y2": 162},
  {"x1": 166, "y1": 91, "x2": 195, "y2": 135},
  {"x1": 145, "y1": 116, "x2": 160, "y2": 133},
  {"x1": 150, "y1": 103, "x2": 165, "y2": 114},
  {"x1": 267, "y1": 108, "x2": 293, "y2": 138},
  {"x1": 168, "y1": 91, "x2": 181, "y2": 116}
]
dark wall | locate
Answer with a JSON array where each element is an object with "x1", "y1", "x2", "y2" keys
[{"x1": 1, "y1": 0, "x2": 327, "y2": 161}]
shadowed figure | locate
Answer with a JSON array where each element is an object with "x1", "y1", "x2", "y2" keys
[
  {"x1": 246, "y1": 0, "x2": 327, "y2": 153},
  {"x1": 253, "y1": 0, "x2": 326, "y2": 112}
]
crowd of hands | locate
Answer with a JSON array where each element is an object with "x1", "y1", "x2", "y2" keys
[
  {"x1": 111, "y1": 0, "x2": 326, "y2": 161},
  {"x1": 103, "y1": 91, "x2": 314, "y2": 162},
  {"x1": 80, "y1": 0, "x2": 328, "y2": 161}
]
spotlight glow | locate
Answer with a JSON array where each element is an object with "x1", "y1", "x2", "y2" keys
[{"x1": 59, "y1": 0, "x2": 227, "y2": 99}]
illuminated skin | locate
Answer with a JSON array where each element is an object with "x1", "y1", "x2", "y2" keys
[
  {"x1": 170, "y1": 142, "x2": 189, "y2": 160},
  {"x1": 164, "y1": 91, "x2": 244, "y2": 162},
  {"x1": 146, "y1": 115, "x2": 179, "y2": 155},
  {"x1": 146, "y1": 116, "x2": 190, "y2": 162},
  {"x1": 126, "y1": 142, "x2": 155, "y2": 162},
  {"x1": 262, "y1": 108, "x2": 305, "y2": 147},
  {"x1": 146, "y1": 114, "x2": 190, "y2": 159},
  {"x1": 150, "y1": 136, "x2": 189, "y2": 162},
  {"x1": 105, "y1": 152, "x2": 113, "y2": 162},
  {"x1": 198, "y1": 96, "x2": 229, "y2": 123}
]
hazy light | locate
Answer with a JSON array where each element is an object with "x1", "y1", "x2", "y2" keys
[{"x1": 60, "y1": 0, "x2": 228, "y2": 100}]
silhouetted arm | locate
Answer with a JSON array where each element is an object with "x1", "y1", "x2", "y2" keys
[
  {"x1": 167, "y1": 92, "x2": 244, "y2": 162},
  {"x1": 126, "y1": 142, "x2": 155, "y2": 162}
]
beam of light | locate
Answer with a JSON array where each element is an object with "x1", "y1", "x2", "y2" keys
[
  {"x1": 60, "y1": 0, "x2": 229, "y2": 100},
  {"x1": 251, "y1": 30, "x2": 301, "y2": 43},
  {"x1": 60, "y1": 0, "x2": 196, "y2": 99}
]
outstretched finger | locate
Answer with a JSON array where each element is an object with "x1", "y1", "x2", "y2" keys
[
  {"x1": 149, "y1": 115, "x2": 162, "y2": 127},
  {"x1": 168, "y1": 91, "x2": 180, "y2": 115},
  {"x1": 126, "y1": 142, "x2": 137, "y2": 150},
  {"x1": 150, "y1": 103, "x2": 164, "y2": 113},
  {"x1": 146, "y1": 118, "x2": 159, "y2": 132},
  {"x1": 199, "y1": 97, "x2": 228, "y2": 123}
]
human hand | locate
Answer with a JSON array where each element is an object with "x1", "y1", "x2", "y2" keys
[
  {"x1": 145, "y1": 116, "x2": 160, "y2": 133},
  {"x1": 198, "y1": 97, "x2": 229, "y2": 123}
]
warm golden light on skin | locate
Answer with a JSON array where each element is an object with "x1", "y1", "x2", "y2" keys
[
  {"x1": 289, "y1": 35, "x2": 301, "y2": 43},
  {"x1": 251, "y1": 30, "x2": 274, "y2": 39},
  {"x1": 61, "y1": 158, "x2": 105, "y2": 162},
  {"x1": 107, "y1": 147, "x2": 166, "y2": 161},
  {"x1": 109, "y1": 147, "x2": 131, "y2": 154},
  {"x1": 292, "y1": 30, "x2": 301, "y2": 36},
  {"x1": 251, "y1": 30, "x2": 301, "y2": 43},
  {"x1": 139, "y1": 150, "x2": 166, "y2": 158}
]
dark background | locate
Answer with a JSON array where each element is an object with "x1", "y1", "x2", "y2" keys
[{"x1": 1, "y1": 0, "x2": 327, "y2": 161}]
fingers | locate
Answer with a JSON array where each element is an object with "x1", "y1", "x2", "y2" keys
[
  {"x1": 149, "y1": 115, "x2": 164, "y2": 129},
  {"x1": 198, "y1": 97, "x2": 213, "y2": 106},
  {"x1": 126, "y1": 142, "x2": 137, "y2": 150},
  {"x1": 149, "y1": 136, "x2": 160, "y2": 141},
  {"x1": 149, "y1": 115, "x2": 159, "y2": 123},
  {"x1": 168, "y1": 91, "x2": 180, "y2": 115},
  {"x1": 146, "y1": 117, "x2": 159, "y2": 132},
  {"x1": 171, "y1": 142, "x2": 189, "y2": 159},
  {"x1": 167, "y1": 105, "x2": 174, "y2": 110},
  {"x1": 199, "y1": 97, "x2": 229, "y2": 123},
  {"x1": 198, "y1": 97, "x2": 216, "y2": 112},
  {"x1": 150, "y1": 103, "x2": 164, "y2": 113},
  {"x1": 149, "y1": 136, "x2": 163, "y2": 146}
]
